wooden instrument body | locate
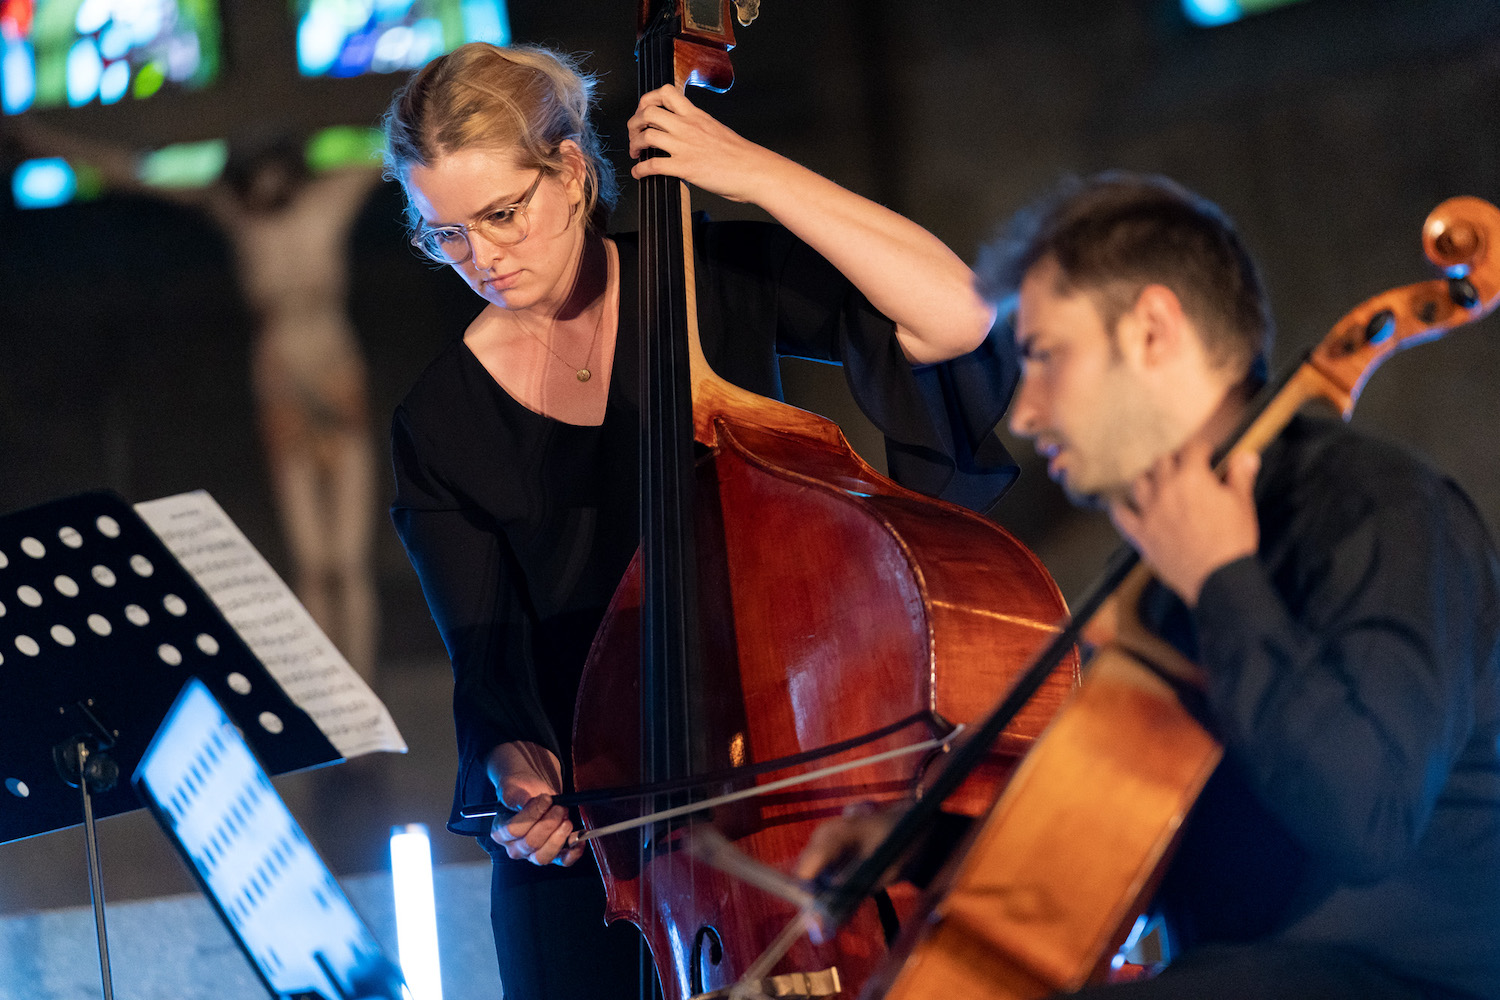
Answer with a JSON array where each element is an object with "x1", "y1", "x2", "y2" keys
[
  {"x1": 869, "y1": 570, "x2": 1217, "y2": 999},
  {"x1": 574, "y1": 397, "x2": 1079, "y2": 1000},
  {"x1": 575, "y1": 4, "x2": 1086, "y2": 996}
]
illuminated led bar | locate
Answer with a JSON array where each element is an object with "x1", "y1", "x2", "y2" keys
[{"x1": 390, "y1": 823, "x2": 443, "y2": 1000}]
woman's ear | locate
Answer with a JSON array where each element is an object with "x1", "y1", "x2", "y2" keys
[{"x1": 557, "y1": 139, "x2": 588, "y2": 205}]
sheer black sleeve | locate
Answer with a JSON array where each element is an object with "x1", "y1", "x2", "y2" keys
[
  {"x1": 692, "y1": 219, "x2": 1020, "y2": 513},
  {"x1": 390, "y1": 403, "x2": 558, "y2": 836}
]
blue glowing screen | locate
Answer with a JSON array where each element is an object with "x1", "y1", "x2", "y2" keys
[{"x1": 133, "y1": 678, "x2": 399, "y2": 1000}]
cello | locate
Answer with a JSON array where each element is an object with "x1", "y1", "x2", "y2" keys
[
  {"x1": 570, "y1": 3, "x2": 1079, "y2": 999},
  {"x1": 808, "y1": 195, "x2": 1500, "y2": 999}
]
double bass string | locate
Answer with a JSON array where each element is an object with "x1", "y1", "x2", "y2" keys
[{"x1": 635, "y1": 10, "x2": 707, "y2": 987}]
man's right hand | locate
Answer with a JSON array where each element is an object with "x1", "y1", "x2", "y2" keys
[{"x1": 793, "y1": 801, "x2": 903, "y2": 887}]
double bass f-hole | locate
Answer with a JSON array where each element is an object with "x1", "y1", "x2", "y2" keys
[{"x1": 693, "y1": 926, "x2": 726, "y2": 995}]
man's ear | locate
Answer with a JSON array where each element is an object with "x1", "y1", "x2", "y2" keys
[{"x1": 1125, "y1": 283, "x2": 1190, "y2": 371}]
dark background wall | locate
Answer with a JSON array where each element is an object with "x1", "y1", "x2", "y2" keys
[
  {"x1": 6, "y1": 0, "x2": 1500, "y2": 598},
  {"x1": 2, "y1": 0, "x2": 1499, "y2": 908}
]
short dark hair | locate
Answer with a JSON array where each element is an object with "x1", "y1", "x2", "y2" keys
[{"x1": 978, "y1": 172, "x2": 1273, "y2": 387}]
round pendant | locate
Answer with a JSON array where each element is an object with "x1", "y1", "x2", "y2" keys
[{"x1": 576, "y1": 368, "x2": 591, "y2": 383}]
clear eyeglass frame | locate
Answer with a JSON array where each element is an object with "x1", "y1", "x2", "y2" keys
[{"x1": 410, "y1": 169, "x2": 546, "y2": 264}]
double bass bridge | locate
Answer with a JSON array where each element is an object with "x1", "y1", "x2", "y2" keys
[{"x1": 689, "y1": 966, "x2": 842, "y2": 1000}]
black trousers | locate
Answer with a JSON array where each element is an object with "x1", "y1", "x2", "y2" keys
[
  {"x1": 1062, "y1": 942, "x2": 1461, "y2": 1000},
  {"x1": 489, "y1": 857, "x2": 645, "y2": 1000}
]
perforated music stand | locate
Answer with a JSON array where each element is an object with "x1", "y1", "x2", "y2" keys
[{"x1": 0, "y1": 491, "x2": 340, "y2": 998}]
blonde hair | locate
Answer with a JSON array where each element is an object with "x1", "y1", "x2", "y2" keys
[{"x1": 383, "y1": 43, "x2": 617, "y2": 233}]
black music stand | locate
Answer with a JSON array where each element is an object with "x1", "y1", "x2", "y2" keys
[{"x1": 0, "y1": 491, "x2": 340, "y2": 999}]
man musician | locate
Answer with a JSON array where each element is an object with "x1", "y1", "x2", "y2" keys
[{"x1": 800, "y1": 173, "x2": 1500, "y2": 1000}]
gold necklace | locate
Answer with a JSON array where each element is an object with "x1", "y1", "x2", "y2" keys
[{"x1": 515, "y1": 303, "x2": 604, "y2": 383}]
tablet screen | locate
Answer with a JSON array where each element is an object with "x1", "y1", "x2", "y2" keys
[{"x1": 134, "y1": 678, "x2": 400, "y2": 1000}]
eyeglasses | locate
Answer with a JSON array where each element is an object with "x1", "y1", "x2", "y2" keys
[{"x1": 410, "y1": 170, "x2": 546, "y2": 264}]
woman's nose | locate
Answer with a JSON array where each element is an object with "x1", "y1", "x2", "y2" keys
[{"x1": 467, "y1": 229, "x2": 509, "y2": 271}]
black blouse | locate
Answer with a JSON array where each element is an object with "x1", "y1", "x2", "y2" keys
[{"x1": 390, "y1": 220, "x2": 1019, "y2": 839}]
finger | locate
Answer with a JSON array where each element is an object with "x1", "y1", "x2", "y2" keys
[
  {"x1": 499, "y1": 806, "x2": 567, "y2": 861},
  {"x1": 628, "y1": 95, "x2": 686, "y2": 133},
  {"x1": 629, "y1": 114, "x2": 687, "y2": 163},
  {"x1": 650, "y1": 84, "x2": 694, "y2": 110},
  {"x1": 792, "y1": 834, "x2": 835, "y2": 882},
  {"x1": 534, "y1": 821, "x2": 573, "y2": 869},
  {"x1": 501, "y1": 808, "x2": 564, "y2": 860},
  {"x1": 1224, "y1": 450, "x2": 1261, "y2": 498},
  {"x1": 499, "y1": 787, "x2": 552, "y2": 819},
  {"x1": 494, "y1": 814, "x2": 540, "y2": 860},
  {"x1": 1179, "y1": 438, "x2": 1214, "y2": 468},
  {"x1": 625, "y1": 111, "x2": 648, "y2": 143},
  {"x1": 629, "y1": 104, "x2": 678, "y2": 137},
  {"x1": 1108, "y1": 500, "x2": 1143, "y2": 546},
  {"x1": 630, "y1": 156, "x2": 684, "y2": 182},
  {"x1": 557, "y1": 839, "x2": 588, "y2": 868},
  {"x1": 631, "y1": 86, "x2": 685, "y2": 125},
  {"x1": 630, "y1": 119, "x2": 677, "y2": 157},
  {"x1": 802, "y1": 907, "x2": 832, "y2": 946},
  {"x1": 794, "y1": 819, "x2": 860, "y2": 882},
  {"x1": 530, "y1": 815, "x2": 576, "y2": 866},
  {"x1": 520, "y1": 804, "x2": 572, "y2": 855},
  {"x1": 625, "y1": 120, "x2": 661, "y2": 158},
  {"x1": 634, "y1": 86, "x2": 671, "y2": 113},
  {"x1": 1128, "y1": 470, "x2": 1155, "y2": 514},
  {"x1": 491, "y1": 792, "x2": 552, "y2": 845}
]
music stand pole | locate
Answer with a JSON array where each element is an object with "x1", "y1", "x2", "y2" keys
[
  {"x1": 54, "y1": 698, "x2": 122, "y2": 1000},
  {"x1": 77, "y1": 742, "x2": 115, "y2": 1000}
]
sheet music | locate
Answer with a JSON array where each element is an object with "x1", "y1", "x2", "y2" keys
[{"x1": 135, "y1": 490, "x2": 406, "y2": 758}]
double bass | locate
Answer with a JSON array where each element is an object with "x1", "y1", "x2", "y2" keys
[
  {"x1": 570, "y1": 3, "x2": 1079, "y2": 998},
  {"x1": 814, "y1": 195, "x2": 1500, "y2": 999}
]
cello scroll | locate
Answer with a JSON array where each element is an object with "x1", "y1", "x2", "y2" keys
[
  {"x1": 1232, "y1": 196, "x2": 1500, "y2": 459},
  {"x1": 1312, "y1": 196, "x2": 1500, "y2": 407}
]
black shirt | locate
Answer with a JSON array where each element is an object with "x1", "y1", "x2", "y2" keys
[{"x1": 1152, "y1": 413, "x2": 1500, "y2": 997}]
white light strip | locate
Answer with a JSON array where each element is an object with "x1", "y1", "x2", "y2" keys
[{"x1": 390, "y1": 823, "x2": 443, "y2": 1000}]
